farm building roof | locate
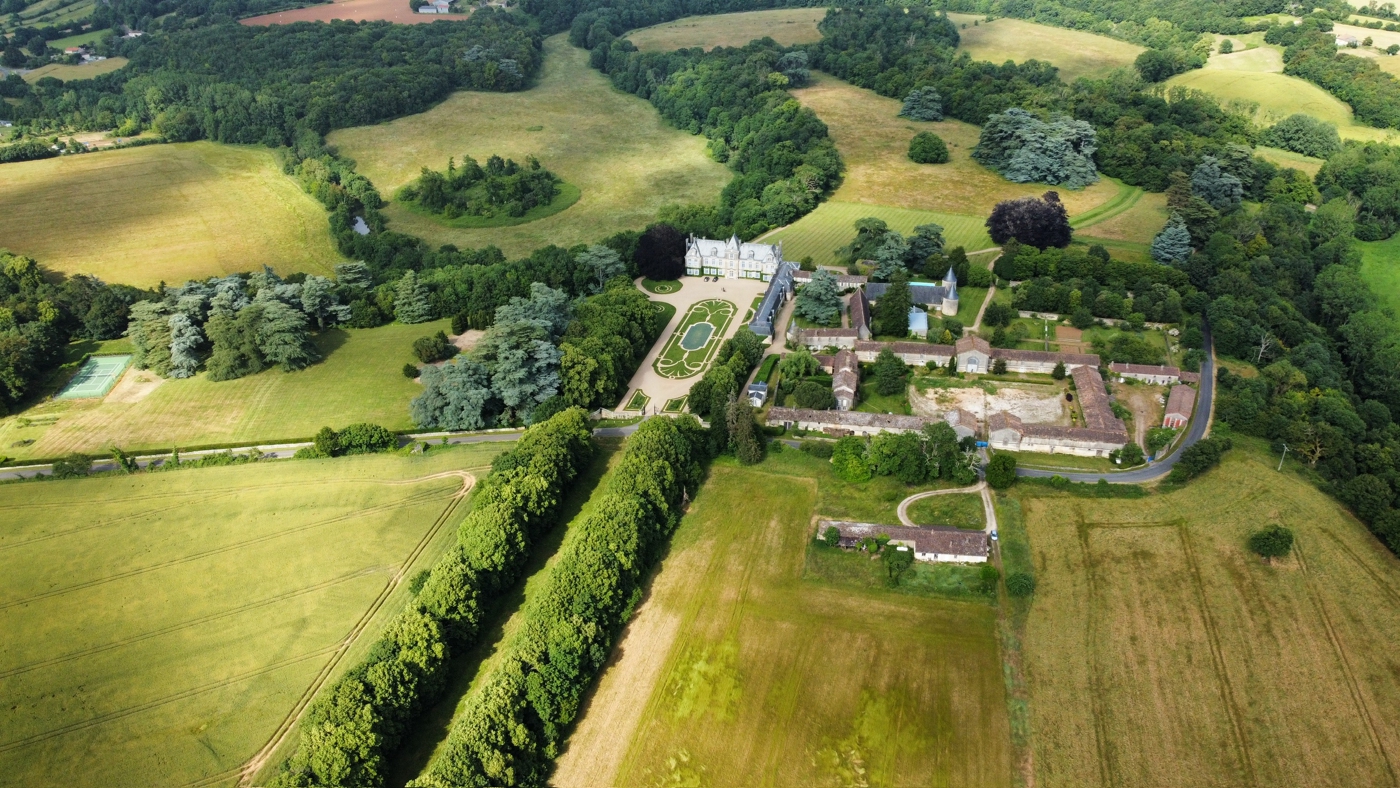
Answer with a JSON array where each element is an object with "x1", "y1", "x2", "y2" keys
[
  {"x1": 822, "y1": 520, "x2": 988, "y2": 559},
  {"x1": 767, "y1": 407, "x2": 933, "y2": 432},
  {"x1": 1165, "y1": 384, "x2": 1196, "y2": 419},
  {"x1": 997, "y1": 348, "x2": 1100, "y2": 366},
  {"x1": 1109, "y1": 362, "x2": 1181, "y2": 377}
]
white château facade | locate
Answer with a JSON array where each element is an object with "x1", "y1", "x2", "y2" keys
[{"x1": 685, "y1": 235, "x2": 784, "y2": 281}]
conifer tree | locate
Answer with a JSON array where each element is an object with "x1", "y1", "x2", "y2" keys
[{"x1": 394, "y1": 270, "x2": 433, "y2": 324}]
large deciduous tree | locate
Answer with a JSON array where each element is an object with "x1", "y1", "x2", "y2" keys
[
  {"x1": 634, "y1": 223, "x2": 686, "y2": 280},
  {"x1": 986, "y1": 192, "x2": 1072, "y2": 249}
]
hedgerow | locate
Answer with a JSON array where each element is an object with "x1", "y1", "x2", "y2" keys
[
  {"x1": 411, "y1": 415, "x2": 709, "y2": 787},
  {"x1": 273, "y1": 407, "x2": 594, "y2": 788}
]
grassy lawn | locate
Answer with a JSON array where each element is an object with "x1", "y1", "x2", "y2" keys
[
  {"x1": 640, "y1": 278, "x2": 682, "y2": 294},
  {"x1": 906, "y1": 492, "x2": 986, "y2": 529},
  {"x1": 652, "y1": 299, "x2": 736, "y2": 379},
  {"x1": 1358, "y1": 233, "x2": 1400, "y2": 317},
  {"x1": 553, "y1": 454, "x2": 1012, "y2": 787},
  {"x1": 0, "y1": 142, "x2": 344, "y2": 287},
  {"x1": 947, "y1": 13, "x2": 1144, "y2": 80},
  {"x1": 854, "y1": 380, "x2": 912, "y2": 415},
  {"x1": 789, "y1": 72, "x2": 1122, "y2": 219},
  {"x1": 0, "y1": 319, "x2": 451, "y2": 462},
  {"x1": 0, "y1": 443, "x2": 508, "y2": 788},
  {"x1": 662, "y1": 395, "x2": 688, "y2": 412},
  {"x1": 623, "y1": 389, "x2": 650, "y2": 411},
  {"x1": 804, "y1": 540, "x2": 990, "y2": 601},
  {"x1": 998, "y1": 448, "x2": 1118, "y2": 472},
  {"x1": 626, "y1": 7, "x2": 826, "y2": 51},
  {"x1": 1074, "y1": 190, "x2": 1169, "y2": 247},
  {"x1": 1254, "y1": 145, "x2": 1325, "y2": 177},
  {"x1": 329, "y1": 35, "x2": 732, "y2": 258},
  {"x1": 766, "y1": 201, "x2": 994, "y2": 267},
  {"x1": 1017, "y1": 438, "x2": 1400, "y2": 786},
  {"x1": 951, "y1": 286, "x2": 987, "y2": 323}
]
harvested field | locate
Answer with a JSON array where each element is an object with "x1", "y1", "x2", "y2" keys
[
  {"x1": 1018, "y1": 439, "x2": 1400, "y2": 786},
  {"x1": 329, "y1": 36, "x2": 731, "y2": 257},
  {"x1": 241, "y1": 0, "x2": 468, "y2": 25},
  {"x1": 946, "y1": 13, "x2": 1144, "y2": 81},
  {"x1": 0, "y1": 444, "x2": 507, "y2": 788},
  {"x1": 912, "y1": 380, "x2": 1070, "y2": 425},
  {"x1": 0, "y1": 142, "x2": 343, "y2": 287},
  {"x1": 21, "y1": 56, "x2": 127, "y2": 83},
  {"x1": 555, "y1": 455, "x2": 1012, "y2": 788},
  {"x1": 0, "y1": 320, "x2": 450, "y2": 461},
  {"x1": 626, "y1": 8, "x2": 826, "y2": 51},
  {"x1": 790, "y1": 72, "x2": 1121, "y2": 218}
]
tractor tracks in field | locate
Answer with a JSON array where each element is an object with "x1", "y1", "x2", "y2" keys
[
  {"x1": 234, "y1": 471, "x2": 476, "y2": 787},
  {"x1": 0, "y1": 489, "x2": 447, "y2": 613}
]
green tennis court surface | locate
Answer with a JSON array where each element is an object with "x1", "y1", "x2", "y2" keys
[{"x1": 56, "y1": 355, "x2": 131, "y2": 399}]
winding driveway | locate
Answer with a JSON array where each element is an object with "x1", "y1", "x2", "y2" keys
[
  {"x1": 897, "y1": 481, "x2": 998, "y2": 534},
  {"x1": 1015, "y1": 324, "x2": 1216, "y2": 484}
]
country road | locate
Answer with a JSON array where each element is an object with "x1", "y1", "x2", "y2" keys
[{"x1": 1016, "y1": 324, "x2": 1215, "y2": 484}]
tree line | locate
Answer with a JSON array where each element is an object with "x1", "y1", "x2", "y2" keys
[
  {"x1": 410, "y1": 414, "x2": 710, "y2": 787},
  {"x1": 273, "y1": 408, "x2": 595, "y2": 788}
]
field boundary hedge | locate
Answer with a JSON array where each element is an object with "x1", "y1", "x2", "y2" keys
[
  {"x1": 272, "y1": 408, "x2": 594, "y2": 788},
  {"x1": 410, "y1": 415, "x2": 709, "y2": 787}
]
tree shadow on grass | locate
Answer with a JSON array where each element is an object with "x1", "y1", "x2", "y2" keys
[
  {"x1": 384, "y1": 437, "x2": 625, "y2": 788},
  {"x1": 311, "y1": 328, "x2": 351, "y2": 360}
]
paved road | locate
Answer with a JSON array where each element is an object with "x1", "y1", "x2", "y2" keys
[{"x1": 1016, "y1": 324, "x2": 1215, "y2": 484}]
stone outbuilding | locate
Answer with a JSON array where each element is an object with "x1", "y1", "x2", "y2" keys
[
  {"x1": 1163, "y1": 384, "x2": 1196, "y2": 428},
  {"x1": 822, "y1": 520, "x2": 988, "y2": 564}
]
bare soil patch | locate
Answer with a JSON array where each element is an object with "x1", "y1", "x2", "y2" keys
[
  {"x1": 240, "y1": 0, "x2": 469, "y2": 25},
  {"x1": 912, "y1": 382, "x2": 1070, "y2": 425}
]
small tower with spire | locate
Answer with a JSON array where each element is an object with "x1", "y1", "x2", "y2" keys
[{"x1": 941, "y1": 266, "x2": 959, "y2": 316}]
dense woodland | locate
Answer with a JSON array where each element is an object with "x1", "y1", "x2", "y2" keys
[{"x1": 397, "y1": 155, "x2": 562, "y2": 220}]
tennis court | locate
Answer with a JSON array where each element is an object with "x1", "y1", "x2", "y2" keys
[{"x1": 56, "y1": 355, "x2": 131, "y2": 399}]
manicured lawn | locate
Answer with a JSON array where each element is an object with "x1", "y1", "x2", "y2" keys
[
  {"x1": 906, "y1": 492, "x2": 986, "y2": 529},
  {"x1": 946, "y1": 13, "x2": 1144, "y2": 81},
  {"x1": 789, "y1": 72, "x2": 1122, "y2": 220},
  {"x1": 330, "y1": 36, "x2": 732, "y2": 258},
  {"x1": 854, "y1": 380, "x2": 912, "y2": 415},
  {"x1": 623, "y1": 389, "x2": 650, "y2": 411},
  {"x1": 0, "y1": 443, "x2": 507, "y2": 788},
  {"x1": 1074, "y1": 190, "x2": 1170, "y2": 247},
  {"x1": 1016, "y1": 438, "x2": 1400, "y2": 786},
  {"x1": 0, "y1": 142, "x2": 343, "y2": 287},
  {"x1": 804, "y1": 540, "x2": 990, "y2": 601},
  {"x1": 652, "y1": 299, "x2": 736, "y2": 379},
  {"x1": 626, "y1": 7, "x2": 826, "y2": 50},
  {"x1": 766, "y1": 201, "x2": 995, "y2": 268},
  {"x1": 553, "y1": 454, "x2": 1012, "y2": 787},
  {"x1": 640, "y1": 278, "x2": 682, "y2": 294},
  {"x1": 0, "y1": 319, "x2": 451, "y2": 461}
]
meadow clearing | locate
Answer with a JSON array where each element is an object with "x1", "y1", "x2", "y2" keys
[
  {"x1": 1359, "y1": 234, "x2": 1400, "y2": 316},
  {"x1": 554, "y1": 455, "x2": 1011, "y2": 788},
  {"x1": 946, "y1": 13, "x2": 1144, "y2": 81},
  {"x1": 764, "y1": 201, "x2": 994, "y2": 266},
  {"x1": 790, "y1": 72, "x2": 1123, "y2": 219},
  {"x1": 241, "y1": 0, "x2": 469, "y2": 25},
  {"x1": 1014, "y1": 439, "x2": 1400, "y2": 786},
  {"x1": 329, "y1": 35, "x2": 732, "y2": 258},
  {"x1": 0, "y1": 142, "x2": 343, "y2": 287},
  {"x1": 0, "y1": 443, "x2": 507, "y2": 788},
  {"x1": 1166, "y1": 43, "x2": 1400, "y2": 143},
  {"x1": 21, "y1": 56, "x2": 128, "y2": 83},
  {"x1": 0, "y1": 319, "x2": 449, "y2": 461},
  {"x1": 626, "y1": 7, "x2": 826, "y2": 51}
]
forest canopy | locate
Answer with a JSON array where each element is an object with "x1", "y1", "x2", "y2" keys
[{"x1": 397, "y1": 155, "x2": 562, "y2": 220}]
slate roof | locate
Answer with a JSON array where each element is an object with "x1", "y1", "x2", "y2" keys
[{"x1": 866, "y1": 282, "x2": 949, "y2": 305}]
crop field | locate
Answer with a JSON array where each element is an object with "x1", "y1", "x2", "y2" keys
[
  {"x1": 765, "y1": 201, "x2": 994, "y2": 267},
  {"x1": 21, "y1": 56, "x2": 128, "y2": 83},
  {"x1": 0, "y1": 443, "x2": 507, "y2": 788},
  {"x1": 1166, "y1": 46, "x2": 1399, "y2": 143},
  {"x1": 791, "y1": 73, "x2": 1122, "y2": 219},
  {"x1": 241, "y1": 0, "x2": 469, "y2": 25},
  {"x1": 329, "y1": 36, "x2": 732, "y2": 258},
  {"x1": 946, "y1": 13, "x2": 1144, "y2": 82},
  {"x1": 652, "y1": 299, "x2": 735, "y2": 379},
  {"x1": 0, "y1": 319, "x2": 450, "y2": 461},
  {"x1": 1017, "y1": 440, "x2": 1400, "y2": 786},
  {"x1": 626, "y1": 8, "x2": 827, "y2": 51},
  {"x1": 0, "y1": 142, "x2": 343, "y2": 287},
  {"x1": 554, "y1": 455, "x2": 1012, "y2": 788},
  {"x1": 1359, "y1": 234, "x2": 1400, "y2": 317}
]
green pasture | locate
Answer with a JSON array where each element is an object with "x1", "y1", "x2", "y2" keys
[
  {"x1": 640, "y1": 278, "x2": 682, "y2": 294},
  {"x1": 652, "y1": 299, "x2": 736, "y2": 380},
  {"x1": 626, "y1": 8, "x2": 826, "y2": 51},
  {"x1": 906, "y1": 493, "x2": 986, "y2": 529},
  {"x1": 0, "y1": 142, "x2": 343, "y2": 287},
  {"x1": 765, "y1": 202, "x2": 994, "y2": 268},
  {"x1": 0, "y1": 444, "x2": 507, "y2": 788},
  {"x1": 0, "y1": 319, "x2": 450, "y2": 462},
  {"x1": 1359, "y1": 234, "x2": 1400, "y2": 317},
  {"x1": 946, "y1": 13, "x2": 1144, "y2": 81},
  {"x1": 330, "y1": 35, "x2": 731, "y2": 258},
  {"x1": 554, "y1": 454, "x2": 1011, "y2": 787},
  {"x1": 1019, "y1": 438, "x2": 1400, "y2": 785}
]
